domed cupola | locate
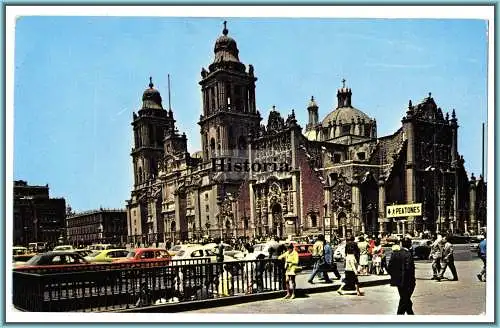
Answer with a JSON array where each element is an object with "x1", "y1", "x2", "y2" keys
[
  {"x1": 209, "y1": 21, "x2": 246, "y2": 73},
  {"x1": 142, "y1": 77, "x2": 163, "y2": 110},
  {"x1": 319, "y1": 79, "x2": 377, "y2": 142}
]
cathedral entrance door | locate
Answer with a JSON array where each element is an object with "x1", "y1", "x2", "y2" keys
[{"x1": 271, "y1": 203, "x2": 283, "y2": 238}]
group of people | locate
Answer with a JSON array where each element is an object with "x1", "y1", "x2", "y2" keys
[{"x1": 429, "y1": 234, "x2": 459, "y2": 281}]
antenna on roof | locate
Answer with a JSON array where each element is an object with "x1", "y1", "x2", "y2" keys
[{"x1": 168, "y1": 74, "x2": 172, "y2": 110}]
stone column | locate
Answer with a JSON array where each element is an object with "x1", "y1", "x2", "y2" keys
[
  {"x1": 351, "y1": 177, "x2": 362, "y2": 235},
  {"x1": 469, "y1": 176, "x2": 477, "y2": 235},
  {"x1": 404, "y1": 119, "x2": 416, "y2": 233}
]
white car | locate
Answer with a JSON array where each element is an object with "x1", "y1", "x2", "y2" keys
[
  {"x1": 173, "y1": 246, "x2": 235, "y2": 263},
  {"x1": 203, "y1": 243, "x2": 244, "y2": 259}
]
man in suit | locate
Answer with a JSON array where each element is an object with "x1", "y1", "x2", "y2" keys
[
  {"x1": 388, "y1": 237, "x2": 416, "y2": 315},
  {"x1": 438, "y1": 236, "x2": 458, "y2": 281}
]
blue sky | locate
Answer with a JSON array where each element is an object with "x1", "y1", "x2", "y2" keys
[{"x1": 13, "y1": 17, "x2": 488, "y2": 212}]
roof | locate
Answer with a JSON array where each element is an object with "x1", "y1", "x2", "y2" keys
[{"x1": 321, "y1": 106, "x2": 372, "y2": 127}]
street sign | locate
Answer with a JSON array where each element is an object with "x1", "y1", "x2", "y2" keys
[{"x1": 386, "y1": 203, "x2": 422, "y2": 218}]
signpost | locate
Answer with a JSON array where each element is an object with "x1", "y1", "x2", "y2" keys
[
  {"x1": 386, "y1": 203, "x2": 422, "y2": 236},
  {"x1": 386, "y1": 203, "x2": 422, "y2": 218}
]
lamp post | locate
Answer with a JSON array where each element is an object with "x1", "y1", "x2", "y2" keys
[
  {"x1": 217, "y1": 192, "x2": 234, "y2": 242},
  {"x1": 323, "y1": 203, "x2": 327, "y2": 237}
]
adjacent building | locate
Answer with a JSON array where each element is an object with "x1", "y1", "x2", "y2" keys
[
  {"x1": 66, "y1": 208, "x2": 127, "y2": 246},
  {"x1": 126, "y1": 23, "x2": 487, "y2": 244},
  {"x1": 13, "y1": 180, "x2": 66, "y2": 246}
]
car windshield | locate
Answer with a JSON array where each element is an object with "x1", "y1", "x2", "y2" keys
[
  {"x1": 89, "y1": 251, "x2": 101, "y2": 257},
  {"x1": 25, "y1": 254, "x2": 43, "y2": 265},
  {"x1": 170, "y1": 245, "x2": 182, "y2": 252},
  {"x1": 126, "y1": 252, "x2": 136, "y2": 258},
  {"x1": 176, "y1": 250, "x2": 185, "y2": 257}
]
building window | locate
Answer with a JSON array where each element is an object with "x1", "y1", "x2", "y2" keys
[
  {"x1": 205, "y1": 205, "x2": 209, "y2": 213},
  {"x1": 311, "y1": 214, "x2": 317, "y2": 227},
  {"x1": 333, "y1": 153, "x2": 341, "y2": 163},
  {"x1": 357, "y1": 152, "x2": 366, "y2": 160},
  {"x1": 342, "y1": 125, "x2": 350, "y2": 135}
]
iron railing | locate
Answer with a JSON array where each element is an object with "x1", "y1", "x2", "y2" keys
[{"x1": 13, "y1": 258, "x2": 285, "y2": 312}]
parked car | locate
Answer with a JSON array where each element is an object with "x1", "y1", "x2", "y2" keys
[
  {"x1": 88, "y1": 244, "x2": 116, "y2": 251},
  {"x1": 15, "y1": 251, "x2": 89, "y2": 268},
  {"x1": 203, "y1": 243, "x2": 244, "y2": 258},
  {"x1": 292, "y1": 243, "x2": 313, "y2": 267},
  {"x1": 13, "y1": 246, "x2": 28, "y2": 255},
  {"x1": 173, "y1": 245, "x2": 234, "y2": 263},
  {"x1": 168, "y1": 244, "x2": 200, "y2": 256},
  {"x1": 333, "y1": 241, "x2": 346, "y2": 262},
  {"x1": 53, "y1": 245, "x2": 75, "y2": 252},
  {"x1": 411, "y1": 239, "x2": 432, "y2": 260},
  {"x1": 12, "y1": 246, "x2": 37, "y2": 265},
  {"x1": 115, "y1": 248, "x2": 171, "y2": 264},
  {"x1": 75, "y1": 249, "x2": 93, "y2": 257},
  {"x1": 84, "y1": 249, "x2": 129, "y2": 263}
]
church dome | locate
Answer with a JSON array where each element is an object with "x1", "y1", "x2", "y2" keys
[
  {"x1": 209, "y1": 21, "x2": 245, "y2": 72},
  {"x1": 142, "y1": 77, "x2": 163, "y2": 110},
  {"x1": 321, "y1": 106, "x2": 371, "y2": 127},
  {"x1": 320, "y1": 80, "x2": 372, "y2": 127}
]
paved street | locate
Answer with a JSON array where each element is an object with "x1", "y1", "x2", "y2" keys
[{"x1": 187, "y1": 258, "x2": 486, "y2": 315}]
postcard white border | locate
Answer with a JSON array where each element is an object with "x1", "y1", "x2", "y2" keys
[{"x1": 5, "y1": 5, "x2": 495, "y2": 323}]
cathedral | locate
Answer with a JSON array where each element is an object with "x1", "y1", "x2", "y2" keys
[{"x1": 126, "y1": 22, "x2": 487, "y2": 245}]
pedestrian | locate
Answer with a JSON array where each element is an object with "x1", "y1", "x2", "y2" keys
[
  {"x1": 308, "y1": 234, "x2": 326, "y2": 284},
  {"x1": 437, "y1": 236, "x2": 458, "y2": 281},
  {"x1": 357, "y1": 236, "x2": 369, "y2": 275},
  {"x1": 337, "y1": 236, "x2": 364, "y2": 296},
  {"x1": 323, "y1": 239, "x2": 341, "y2": 280},
  {"x1": 429, "y1": 234, "x2": 443, "y2": 280},
  {"x1": 477, "y1": 233, "x2": 486, "y2": 282},
  {"x1": 388, "y1": 237, "x2": 416, "y2": 315},
  {"x1": 278, "y1": 243, "x2": 299, "y2": 299}
]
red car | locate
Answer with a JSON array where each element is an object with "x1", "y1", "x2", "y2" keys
[
  {"x1": 114, "y1": 248, "x2": 171, "y2": 265},
  {"x1": 293, "y1": 243, "x2": 313, "y2": 267}
]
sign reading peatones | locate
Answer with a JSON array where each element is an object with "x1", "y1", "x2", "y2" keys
[{"x1": 386, "y1": 203, "x2": 422, "y2": 218}]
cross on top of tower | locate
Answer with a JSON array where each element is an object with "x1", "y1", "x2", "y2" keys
[
  {"x1": 223, "y1": 20, "x2": 228, "y2": 36},
  {"x1": 149, "y1": 76, "x2": 154, "y2": 88},
  {"x1": 342, "y1": 78, "x2": 346, "y2": 88}
]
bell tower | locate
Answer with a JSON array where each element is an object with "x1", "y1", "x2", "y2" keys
[
  {"x1": 198, "y1": 21, "x2": 262, "y2": 162},
  {"x1": 131, "y1": 77, "x2": 175, "y2": 186}
]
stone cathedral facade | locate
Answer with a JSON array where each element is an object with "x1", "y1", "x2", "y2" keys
[{"x1": 126, "y1": 23, "x2": 486, "y2": 245}]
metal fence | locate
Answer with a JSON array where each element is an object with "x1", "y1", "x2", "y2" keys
[{"x1": 13, "y1": 258, "x2": 285, "y2": 312}]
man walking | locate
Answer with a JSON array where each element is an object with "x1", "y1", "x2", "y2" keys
[
  {"x1": 477, "y1": 233, "x2": 486, "y2": 282},
  {"x1": 308, "y1": 235, "x2": 327, "y2": 284},
  {"x1": 323, "y1": 240, "x2": 342, "y2": 280},
  {"x1": 438, "y1": 236, "x2": 458, "y2": 281},
  {"x1": 429, "y1": 235, "x2": 443, "y2": 280},
  {"x1": 388, "y1": 237, "x2": 416, "y2": 315}
]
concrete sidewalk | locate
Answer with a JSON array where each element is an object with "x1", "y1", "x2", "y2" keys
[{"x1": 293, "y1": 270, "x2": 390, "y2": 296}]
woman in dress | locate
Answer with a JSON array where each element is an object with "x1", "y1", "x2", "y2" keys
[
  {"x1": 337, "y1": 237, "x2": 364, "y2": 296},
  {"x1": 278, "y1": 243, "x2": 299, "y2": 299},
  {"x1": 357, "y1": 236, "x2": 369, "y2": 275}
]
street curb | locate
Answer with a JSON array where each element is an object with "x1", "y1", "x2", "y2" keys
[
  {"x1": 115, "y1": 290, "x2": 285, "y2": 313},
  {"x1": 296, "y1": 278, "x2": 390, "y2": 296},
  {"x1": 115, "y1": 278, "x2": 390, "y2": 313}
]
